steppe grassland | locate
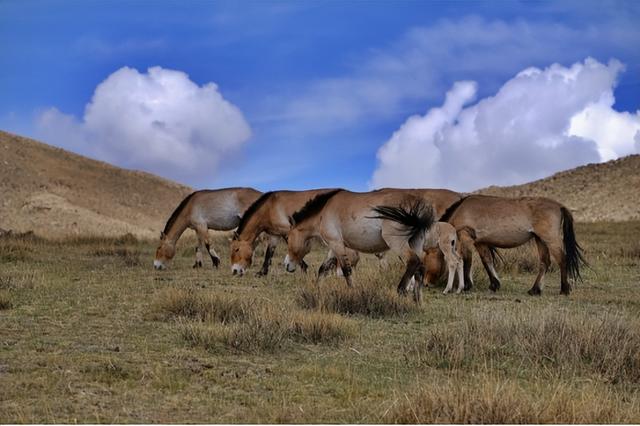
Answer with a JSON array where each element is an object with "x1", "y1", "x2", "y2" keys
[{"x1": 1, "y1": 222, "x2": 639, "y2": 423}]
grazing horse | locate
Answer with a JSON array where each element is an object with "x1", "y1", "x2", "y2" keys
[
  {"x1": 154, "y1": 188, "x2": 278, "y2": 271},
  {"x1": 441, "y1": 195, "x2": 586, "y2": 295},
  {"x1": 329, "y1": 187, "x2": 463, "y2": 274},
  {"x1": 284, "y1": 189, "x2": 435, "y2": 302},
  {"x1": 230, "y1": 189, "x2": 344, "y2": 276}
]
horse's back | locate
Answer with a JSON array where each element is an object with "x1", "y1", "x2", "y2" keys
[{"x1": 192, "y1": 188, "x2": 261, "y2": 230}]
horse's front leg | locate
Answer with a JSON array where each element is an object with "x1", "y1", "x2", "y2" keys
[
  {"x1": 256, "y1": 235, "x2": 279, "y2": 277},
  {"x1": 195, "y1": 224, "x2": 219, "y2": 269},
  {"x1": 316, "y1": 254, "x2": 338, "y2": 285},
  {"x1": 336, "y1": 253, "x2": 354, "y2": 287}
]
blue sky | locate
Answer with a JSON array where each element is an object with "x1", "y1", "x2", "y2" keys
[{"x1": 1, "y1": 0, "x2": 639, "y2": 192}]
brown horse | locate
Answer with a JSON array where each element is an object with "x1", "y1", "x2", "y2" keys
[
  {"x1": 323, "y1": 187, "x2": 462, "y2": 275},
  {"x1": 229, "y1": 189, "x2": 344, "y2": 276},
  {"x1": 284, "y1": 189, "x2": 435, "y2": 302},
  {"x1": 154, "y1": 188, "x2": 278, "y2": 271},
  {"x1": 441, "y1": 195, "x2": 586, "y2": 295}
]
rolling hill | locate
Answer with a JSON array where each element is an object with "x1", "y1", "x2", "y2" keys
[
  {"x1": 1, "y1": 130, "x2": 638, "y2": 239},
  {"x1": 477, "y1": 154, "x2": 640, "y2": 222},
  {"x1": 0, "y1": 130, "x2": 192, "y2": 238}
]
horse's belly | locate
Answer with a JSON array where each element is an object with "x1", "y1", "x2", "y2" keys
[
  {"x1": 476, "y1": 227, "x2": 532, "y2": 248},
  {"x1": 342, "y1": 222, "x2": 388, "y2": 253},
  {"x1": 202, "y1": 209, "x2": 241, "y2": 231}
]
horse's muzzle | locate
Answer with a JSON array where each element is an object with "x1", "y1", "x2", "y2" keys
[
  {"x1": 231, "y1": 264, "x2": 245, "y2": 276},
  {"x1": 283, "y1": 255, "x2": 296, "y2": 273}
]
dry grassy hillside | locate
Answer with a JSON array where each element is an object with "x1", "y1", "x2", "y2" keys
[
  {"x1": 477, "y1": 155, "x2": 640, "y2": 222},
  {"x1": 0, "y1": 130, "x2": 192, "y2": 238}
]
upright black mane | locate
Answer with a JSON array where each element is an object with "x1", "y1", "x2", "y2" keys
[
  {"x1": 438, "y1": 195, "x2": 470, "y2": 222},
  {"x1": 163, "y1": 191, "x2": 198, "y2": 234},
  {"x1": 291, "y1": 189, "x2": 343, "y2": 225},
  {"x1": 235, "y1": 191, "x2": 275, "y2": 237}
]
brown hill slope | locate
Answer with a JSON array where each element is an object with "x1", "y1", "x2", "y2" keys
[
  {"x1": 477, "y1": 154, "x2": 640, "y2": 222},
  {"x1": 0, "y1": 130, "x2": 192, "y2": 238}
]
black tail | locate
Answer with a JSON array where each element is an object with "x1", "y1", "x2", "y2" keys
[
  {"x1": 488, "y1": 246, "x2": 504, "y2": 266},
  {"x1": 371, "y1": 199, "x2": 435, "y2": 248},
  {"x1": 561, "y1": 207, "x2": 587, "y2": 282}
]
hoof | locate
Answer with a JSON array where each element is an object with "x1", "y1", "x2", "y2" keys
[
  {"x1": 211, "y1": 257, "x2": 220, "y2": 269},
  {"x1": 192, "y1": 261, "x2": 203, "y2": 269},
  {"x1": 489, "y1": 280, "x2": 501, "y2": 292},
  {"x1": 560, "y1": 289, "x2": 571, "y2": 296},
  {"x1": 528, "y1": 287, "x2": 542, "y2": 296},
  {"x1": 256, "y1": 270, "x2": 268, "y2": 277}
]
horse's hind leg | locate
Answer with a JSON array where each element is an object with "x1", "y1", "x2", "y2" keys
[
  {"x1": 548, "y1": 241, "x2": 571, "y2": 295},
  {"x1": 256, "y1": 235, "x2": 279, "y2": 276},
  {"x1": 536, "y1": 224, "x2": 571, "y2": 295},
  {"x1": 528, "y1": 237, "x2": 551, "y2": 296},
  {"x1": 396, "y1": 251, "x2": 424, "y2": 302},
  {"x1": 476, "y1": 244, "x2": 501, "y2": 291}
]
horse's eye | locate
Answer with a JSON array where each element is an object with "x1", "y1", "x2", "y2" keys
[{"x1": 234, "y1": 248, "x2": 239, "y2": 252}]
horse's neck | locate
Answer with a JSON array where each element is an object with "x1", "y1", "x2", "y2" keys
[
  {"x1": 300, "y1": 216, "x2": 322, "y2": 240},
  {"x1": 238, "y1": 206, "x2": 271, "y2": 243},
  {"x1": 165, "y1": 215, "x2": 190, "y2": 243}
]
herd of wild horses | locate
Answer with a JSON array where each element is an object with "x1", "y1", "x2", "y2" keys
[{"x1": 153, "y1": 187, "x2": 586, "y2": 302}]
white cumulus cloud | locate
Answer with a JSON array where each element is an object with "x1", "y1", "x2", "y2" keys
[
  {"x1": 37, "y1": 66, "x2": 251, "y2": 183},
  {"x1": 371, "y1": 58, "x2": 639, "y2": 192}
]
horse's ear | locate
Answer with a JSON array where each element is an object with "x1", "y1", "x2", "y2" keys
[
  {"x1": 232, "y1": 231, "x2": 239, "y2": 241},
  {"x1": 288, "y1": 216, "x2": 296, "y2": 227},
  {"x1": 160, "y1": 231, "x2": 165, "y2": 239}
]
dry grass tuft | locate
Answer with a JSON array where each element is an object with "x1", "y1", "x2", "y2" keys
[
  {"x1": 0, "y1": 233, "x2": 38, "y2": 262},
  {"x1": 407, "y1": 306, "x2": 640, "y2": 384},
  {"x1": 179, "y1": 309, "x2": 353, "y2": 353},
  {"x1": 297, "y1": 268, "x2": 419, "y2": 317},
  {"x1": 91, "y1": 246, "x2": 142, "y2": 267},
  {"x1": 153, "y1": 287, "x2": 354, "y2": 353},
  {"x1": 0, "y1": 290, "x2": 12, "y2": 310},
  {"x1": 0, "y1": 272, "x2": 40, "y2": 290},
  {"x1": 384, "y1": 375, "x2": 640, "y2": 424},
  {"x1": 150, "y1": 287, "x2": 252, "y2": 323}
]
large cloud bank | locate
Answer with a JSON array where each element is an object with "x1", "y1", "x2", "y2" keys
[
  {"x1": 37, "y1": 66, "x2": 251, "y2": 182},
  {"x1": 371, "y1": 58, "x2": 640, "y2": 192}
]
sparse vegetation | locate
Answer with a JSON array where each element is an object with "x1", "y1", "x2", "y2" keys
[
  {"x1": 296, "y1": 267, "x2": 419, "y2": 317},
  {"x1": 407, "y1": 306, "x2": 640, "y2": 384},
  {"x1": 384, "y1": 375, "x2": 640, "y2": 424},
  {"x1": 154, "y1": 288, "x2": 354, "y2": 352},
  {"x1": 0, "y1": 223, "x2": 639, "y2": 423}
]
